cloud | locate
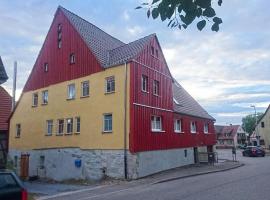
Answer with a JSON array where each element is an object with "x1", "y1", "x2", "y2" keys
[
  {"x1": 123, "y1": 10, "x2": 130, "y2": 21},
  {"x1": 126, "y1": 25, "x2": 144, "y2": 37}
]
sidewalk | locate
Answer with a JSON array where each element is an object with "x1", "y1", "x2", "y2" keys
[{"x1": 30, "y1": 160, "x2": 243, "y2": 199}]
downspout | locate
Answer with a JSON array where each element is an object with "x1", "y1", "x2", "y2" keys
[{"x1": 124, "y1": 62, "x2": 128, "y2": 179}]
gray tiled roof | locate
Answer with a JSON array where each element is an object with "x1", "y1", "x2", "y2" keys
[
  {"x1": 60, "y1": 6, "x2": 152, "y2": 68},
  {"x1": 0, "y1": 56, "x2": 8, "y2": 84},
  {"x1": 173, "y1": 80, "x2": 215, "y2": 120}
]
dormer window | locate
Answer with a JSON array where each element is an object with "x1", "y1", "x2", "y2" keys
[
  {"x1": 44, "y1": 63, "x2": 48, "y2": 72},
  {"x1": 70, "y1": 53, "x2": 75, "y2": 64},
  {"x1": 57, "y1": 23, "x2": 62, "y2": 49}
]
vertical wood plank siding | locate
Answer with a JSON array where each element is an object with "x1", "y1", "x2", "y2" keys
[
  {"x1": 23, "y1": 10, "x2": 102, "y2": 92},
  {"x1": 129, "y1": 37, "x2": 216, "y2": 153},
  {"x1": 0, "y1": 87, "x2": 12, "y2": 131}
]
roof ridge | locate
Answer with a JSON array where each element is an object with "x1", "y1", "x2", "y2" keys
[{"x1": 58, "y1": 6, "x2": 125, "y2": 45}]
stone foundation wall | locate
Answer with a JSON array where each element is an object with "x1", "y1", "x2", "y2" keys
[{"x1": 9, "y1": 147, "x2": 195, "y2": 181}]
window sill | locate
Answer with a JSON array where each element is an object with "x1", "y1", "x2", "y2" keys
[
  {"x1": 80, "y1": 95, "x2": 89, "y2": 99},
  {"x1": 102, "y1": 131, "x2": 112, "y2": 134},
  {"x1": 65, "y1": 133, "x2": 73, "y2": 135},
  {"x1": 175, "y1": 131, "x2": 184, "y2": 134},
  {"x1": 151, "y1": 130, "x2": 165, "y2": 133},
  {"x1": 45, "y1": 134, "x2": 52, "y2": 136},
  {"x1": 32, "y1": 105, "x2": 38, "y2": 108},
  {"x1": 74, "y1": 132, "x2": 80, "y2": 135},
  {"x1": 153, "y1": 94, "x2": 160, "y2": 97},
  {"x1": 56, "y1": 133, "x2": 63, "y2": 136},
  {"x1": 191, "y1": 132, "x2": 197, "y2": 134},
  {"x1": 15, "y1": 136, "x2": 20, "y2": 138},
  {"x1": 141, "y1": 90, "x2": 149, "y2": 94},
  {"x1": 66, "y1": 98, "x2": 75, "y2": 101},
  {"x1": 41, "y1": 103, "x2": 48, "y2": 106},
  {"x1": 105, "y1": 91, "x2": 115, "y2": 95}
]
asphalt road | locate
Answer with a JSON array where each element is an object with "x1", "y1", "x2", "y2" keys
[{"x1": 41, "y1": 150, "x2": 270, "y2": 200}]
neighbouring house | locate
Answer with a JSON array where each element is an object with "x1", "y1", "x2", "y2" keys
[
  {"x1": 0, "y1": 56, "x2": 12, "y2": 167},
  {"x1": 215, "y1": 125, "x2": 247, "y2": 149},
  {"x1": 9, "y1": 6, "x2": 216, "y2": 181},
  {"x1": 256, "y1": 105, "x2": 270, "y2": 148}
]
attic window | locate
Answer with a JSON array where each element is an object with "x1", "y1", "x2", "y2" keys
[
  {"x1": 57, "y1": 23, "x2": 62, "y2": 49},
  {"x1": 173, "y1": 98, "x2": 180, "y2": 105},
  {"x1": 151, "y1": 46, "x2": 154, "y2": 55},
  {"x1": 156, "y1": 49, "x2": 159, "y2": 58},
  {"x1": 44, "y1": 63, "x2": 48, "y2": 72},
  {"x1": 70, "y1": 53, "x2": 75, "y2": 64}
]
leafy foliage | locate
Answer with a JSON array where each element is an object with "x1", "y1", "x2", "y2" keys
[
  {"x1": 136, "y1": 0, "x2": 223, "y2": 31},
  {"x1": 242, "y1": 113, "x2": 264, "y2": 135}
]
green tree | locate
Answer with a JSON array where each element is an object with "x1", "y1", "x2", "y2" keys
[
  {"x1": 242, "y1": 113, "x2": 264, "y2": 135},
  {"x1": 136, "y1": 0, "x2": 223, "y2": 32}
]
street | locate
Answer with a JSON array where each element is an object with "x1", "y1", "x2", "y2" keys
[{"x1": 39, "y1": 150, "x2": 270, "y2": 200}]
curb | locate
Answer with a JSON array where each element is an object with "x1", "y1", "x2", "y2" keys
[{"x1": 152, "y1": 163, "x2": 245, "y2": 184}]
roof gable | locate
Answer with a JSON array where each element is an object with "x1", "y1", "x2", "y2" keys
[{"x1": 0, "y1": 56, "x2": 8, "y2": 84}]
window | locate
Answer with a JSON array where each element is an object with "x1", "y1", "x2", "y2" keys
[
  {"x1": 103, "y1": 114, "x2": 112, "y2": 132},
  {"x1": 66, "y1": 118, "x2": 73, "y2": 134},
  {"x1": 57, "y1": 24, "x2": 62, "y2": 49},
  {"x1": 261, "y1": 121, "x2": 265, "y2": 128},
  {"x1": 141, "y1": 75, "x2": 148, "y2": 92},
  {"x1": 75, "y1": 117, "x2": 80, "y2": 133},
  {"x1": 46, "y1": 120, "x2": 53, "y2": 135},
  {"x1": 204, "y1": 123, "x2": 209, "y2": 133},
  {"x1": 81, "y1": 81, "x2": 89, "y2": 97},
  {"x1": 174, "y1": 119, "x2": 182, "y2": 133},
  {"x1": 57, "y1": 119, "x2": 64, "y2": 135},
  {"x1": 39, "y1": 156, "x2": 45, "y2": 169},
  {"x1": 184, "y1": 149, "x2": 187, "y2": 157},
  {"x1": 190, "y1": 121, "x2": 197, "y2": 133},
  {"x1": 42, "y1": 90, "x2": 48, "y2": 104},
  {"x1": 105, "y1": 76, "x2": 115, "y2": 93},
  {"x1": 67, "y1": 84, "x2": 75, "y2": 99},
  {"x1": 70, "y1": 53, "x2": 75, "y2": 64},
  {"x1": 151, "y1": 46, "x2": 154, "y2": 55},
  {"x1": 153, "y1": 80, "x2": 160, "y2": 96},
  {"x1": 15, "y1": 124, "x2": 21, "y2": 138},
  {"x1": 151, "y1": 116, "x2": 162, "y2": 131},
  {"x1": 44, "y1": 63, "x2": 48, "y2": 72},
  {"x1": 32, "y1": 93, "x2": 38, "y2": 107}
]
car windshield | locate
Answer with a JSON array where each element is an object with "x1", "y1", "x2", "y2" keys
[{"x1": 0, "y1": 174, "x2": 19, "y2": 190}]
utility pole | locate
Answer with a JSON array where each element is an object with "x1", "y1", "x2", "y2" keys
[
  {"x1": 12, "y1": 61, "x2": 17, "y2": 111},
  {"x1": 250, "y1": 105, "x2": 259, "y2": 146}
]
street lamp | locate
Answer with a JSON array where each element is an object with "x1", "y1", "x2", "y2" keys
[{"x1": 250, "y1": 105, "x2": 260, "y2": 146}]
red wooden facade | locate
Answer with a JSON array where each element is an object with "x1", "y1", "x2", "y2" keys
[
  {"x1": 0, "y1": 86, "x2": 12, "y2": 131},
  {"x1": 129, "y1": 37, "x2": 216, "y2": 153},
  {"x1": 23, "y1": 9, "x2": 102, "y2": 92}
]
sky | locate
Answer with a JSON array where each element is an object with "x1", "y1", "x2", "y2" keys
[{"x1": 0, "y1": 0, "x2": 269, "y2": 125}]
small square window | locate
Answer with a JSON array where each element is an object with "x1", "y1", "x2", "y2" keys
[
  {"x1": 103, "y1": 114, "x2": 112, "y2": 132},
  {"x1": 15, "y1": 124, "x2": 21, "y2": 138},
  {"x1": 141, "y1": 75, "x2": 148, "y2": 92},
  {"x1": 46, "y1": 120, "x2": 53, "y2": 135},
  {"x1": 105, "y1": 76, "x2": 115, "y2": 93},
  {"x1": 42, "y1": 90, "x2": 48, "y2": 105},
  {"x1": 81, "y1": 81, "x2": 89, "y2": 97},
  {"x1": 32, "y1": 93, "x2": 38, "y2": 107},
  {"x1": 66, "y1": 118, "x2": 73, "y2": 134},
  {"x1": 67, "y1": 84, "x2": 75, "y2": 99},
  {"x1": 190, "y1": 121, "x2": 197, "y2": 133},
  {"x1": 153, "y1": 80, "x2": 160, "y2": 96},
  {"x1": 44, "y1": 63, "x2": 48, "y2": 72},
  {"x1": 70, "y1": 53, "x2": 75, "y2": 64},
  {"x1": 151, "y1": 116, "x2": 162, "y2": 132}
]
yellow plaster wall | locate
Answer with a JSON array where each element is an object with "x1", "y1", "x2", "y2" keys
[
  {"x1": 258, "y1": 108, "x2": 270, "y2": 148},
  {"x1": 9, "y1": 64, "x2": 130, "y2": 150}
]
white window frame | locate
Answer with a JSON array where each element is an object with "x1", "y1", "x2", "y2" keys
[
  {"x1": 141, "y1": 75, "x2": 148, "y2": 92},
  {"x1": 81, "y1": 81, "x2": 89, "y2": 97},
  {"x1": 46, "y1": 120, "x2": 53, "y2": 136},
  {"x1": 66, "y1": 118, "x2": 73, "y2": 134},
  {"x1": 15, "y1": 124, "x2": 21, "y2": 138},
  {"x1": 151, "y1": 115, "x2": 162, "y2": 132},
  {"x1": 57, "y1": 119, "x2": 64, "y2": 135},
  {"x1": 153, "y1": 80, "x2": 160, "y2": 96},
  {"x1": 42, "y1": 90, "x2": 48, "y2": 105},
  {"x1": 103, "y1": 114, "x2": 113, "y2": 132},
  {"x1": 204, "y1": 123, "x2": 209, "y2": 134},
  {"x1": 32, "y1": 93, "x2": 38, "y2": 107},
  {"x1": 174, "y1": 119, "x2": 182, "y2": 133},
  {"x1": 70, "y1": 53, "x2": 75, "y2": 64},
  {"x1": 190, "y1": 121, "x2": 197, "y2": 134},
  {"x1": 105, "y1": 76, "x2": 115, "y2": 93},
  {"x1": 75, "y1": 117, "x2": 80, "y2": 133},
  {"x1": 44, "y1": 63, "x2": 48, "y2": 72},
  {"x1": 67, "y1": 84, "x2": 75, "y2": 99}
]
